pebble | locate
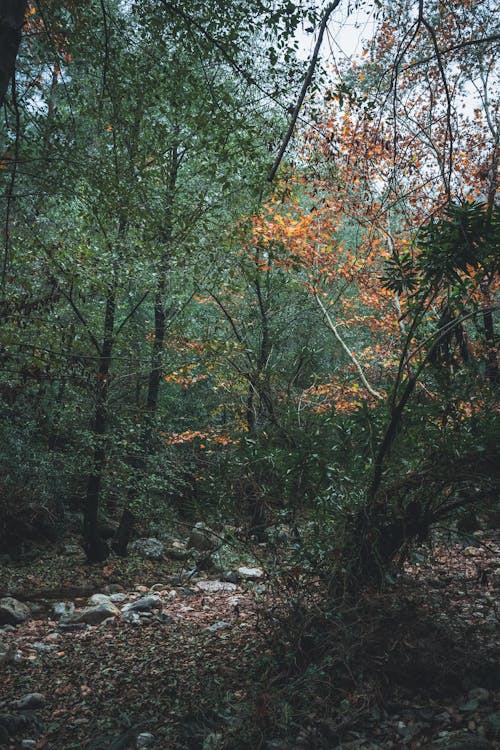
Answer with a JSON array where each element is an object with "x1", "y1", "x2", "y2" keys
[{"x1": 468, "y1": 688, "x2": 490, "y2": 703}]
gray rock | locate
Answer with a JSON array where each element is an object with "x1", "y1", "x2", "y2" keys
[
  {"x1": 0, "y1": 641, "x2": 15, "y2": 666},
  {"x1": 13, "y1": 693, "x2": 45, "y2": 710},
  {"x1": 483, "y1": 712, "x2": 500, "y2": 740},
  {"x1": 188, "y1": 523, "x2": 217, "y2": 552},
  {"x1": 128, "y1": 538, "x2": 164, "y2": 560},
  {"x1": 21, "y1": 741, "x2": 37, "y2": 750},
  {"x1": 88, "y1": 593, "x2": 113, "y2": 606},
  {"x1": 0, "y1": 624, "x2": 16, "y2": 633},
  {"x1": 0, "y1": 598, "x2": 30, "y2": 625},
  {"x1": 203, "y1": 621, "x2": 231, "y2": 633},
  {"x1": 468, "y1": 688, "x2": 490, "y2": 703},
  {"x1": 65, "y1": 602, "x2": 119, "y2": 625},
  {"x1": 136, "y1": 732, "x2": 155, "y2": 748},
  {"x1": 52, "y1": 602, "x2": 75, "y2": 620},
  {"x1": 121, "y1": 595, "x2": 162, "y2": 613},
  {"x1": 237, "y1": 566, "x2": 264, "y2": 580},
  {"x1": 195, "y1": 580, "x2": 237, "y2": 593},
  {"x1": 109, "y1": 593, "x2": 127, "y2": 603}
]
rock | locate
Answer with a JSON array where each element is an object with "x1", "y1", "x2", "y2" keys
[
  {"x1": 0, "y1": 598, "x2": 30, "y2": 625},
  {"x1": 120, "y1": 596, "x2": 162, "y2": 623},
  {"x1": 0, "y1": 625, "x2": 16, "y2": 634},
  {"x1": 21, "y1": 741, "x2": 37, "y2": 750},
  {"x1": 165, "y1": 546, "x2": 190, "y2": 561},
  {"x1": 0, "y1": 642, "x2": 15, "y2": 666},
  {"x1": 204, "y1": 621, "x2": 231, "y2": 633},
  {"x1": 65, "y1": 602, "x2": 119, "y2": 625},
  {"x1": 468, "y1": 688, "x2": 490, "y2": 703},
  {"x1": 136, "y1": 733, "x2": 155, "y2": 748},
  {"x1": 237, "y1": 566, "x2": 264, "y2": 580},
  {"x1": 57, "y1": 622, "x2": 88, "y2": 632},
  {"x1": 52, "y1": 602, "x2": 75, "y2": 620},
  {"x1": 195, "y1": 580, "x2": 237, "y2": 593},
  {"x1": 188, "y1": 523, "x2": 217, "y2": 552},
  {"x1": 88, "y1": 593, "x2": 113, "y2": 606},
  {"x1": 483, "y1": 712, "x2": 500, "y2": 740},
  {"x1": 121, "y1": 596, "x2": 162, "y2": 613},
  {"x1": 13, "y1": 693, "x2": 45, "y2": 710},
  {"x1": 128, "y1": 538, "x2": 164, "y2": 560},
  {"x1": 109, "y1": 593, "x2": 127, "y2": 603}
]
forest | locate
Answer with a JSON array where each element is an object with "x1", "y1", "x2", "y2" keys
[{"x1": 0, "y1": 0, "x2": 499, "y2": 748}]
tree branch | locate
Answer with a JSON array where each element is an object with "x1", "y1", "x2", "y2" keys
[{"x1": 268, "y1": 0, "x2": 342, "y2": 182}]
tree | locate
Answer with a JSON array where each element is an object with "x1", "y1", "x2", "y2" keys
[{"x1": 0, "y1": 0, "x2": 27, "y2": 107}]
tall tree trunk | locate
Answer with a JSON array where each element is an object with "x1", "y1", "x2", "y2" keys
[
  {"x1": 143, "y1": 140, "x2": 178, "y2": 449},
  {"x1": 83, "y1": 284, "x2": 115, "y2": 563},
  {"x1": 0, "y1": 0, "x2": 27, "y2": 107}
]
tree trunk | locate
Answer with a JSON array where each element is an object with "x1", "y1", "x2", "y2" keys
[
  {"x1": 83, "y1": 285, "x2": 115, "y2": 563},
  {"x1": 0, "y1": 0, "x2": 27, "y2": 107}
]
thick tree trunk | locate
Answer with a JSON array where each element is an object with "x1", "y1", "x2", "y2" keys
[
  {"x1": 83, "y1": 285, "x2": 115, "y2": 563},
  {"x1": 0, "y1": 0, "x2": 27, "y2": 107}
]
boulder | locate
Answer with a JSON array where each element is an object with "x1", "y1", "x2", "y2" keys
[
  {"x1": 188, "y1": 523, "x2": 217, "y2": 552},
  {"x1": 195, "y1": 580, "x2": 237, "y2": 594},
  {"x1": 128, "y1": 538, "x2": 164, "y2": 560},
  {"x1": 52, "y1": 602, "x2": 75, "y2": 620},
  {"x1": 0, "y1": 598, "x2": 30, "y2": 625},
  {"x1": 65, "y1": 602, "x2": 119, "y2": 625},
  {"x1": 88, "y1": 593, "x2": 113, "y2": 606},
  {"x1": 237, "y1": 566, "x2": 264, "y2": 581},
  {"x1": 121, "y1": 595, "x2": 162, "y2": 615},
  {"x1": 12, "y1": 693, "x2": 45, "y2": 711}
]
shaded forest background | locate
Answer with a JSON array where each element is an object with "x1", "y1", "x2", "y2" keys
[{"x1": 0, "y1": 0, "x2": 498, "y2": 579}]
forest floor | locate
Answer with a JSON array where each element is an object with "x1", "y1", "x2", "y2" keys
[{"x1": 0, "y1": 528, "x2": 499, "y2": 750}]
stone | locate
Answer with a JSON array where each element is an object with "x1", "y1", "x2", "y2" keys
[
  {"x1": 237, "y1": 566, "x2": 264, "y2": 580},
  {"x1": 136, "y1": 733, "x2": 155, "y2": 748},
  {"x1": 203, "y1": 621, "x2": 231, "y2": 633},
  {"x1": 128, "y1": 538, "x2": 164, "y2": 560},
  {"x1": 188, "y1": 523, "x2": 217, "y2": 552},
  {"x1": 0, "y1": 625, "x2": 16, "y2": 633},
  {"x1": 468, "y1": 688, "x2": 490, "y2": 704},
  {"x1": 121, "y1": 595, "x2": 162, "y2": 613},
  {"x1": 483, "y1": 712, "x2": 500, "y2": 740},
  {"x1": 195, "y1": 580, "x2": 237, "y2": 593},
  {"x1": 0, "y1": 642, "x2": 15, "y2": 666},
  {"x1": 21, "y1": 741, "x2": 37, "y2": 749},
  {"x1": 109, "y1": 593, "x2": 127, "y2": 603},
  {"x1": 13, "y1": 693, "x2": 46, "y2": 710},
  {"x1": 88, "y1": 593, "x2": 113, "y2": 606},
  {"x1": 65, "y1": 602, "x2": 119, "y2": 625},
  {"x1": 0, "y1": 598, "x2": 30, "y2": 625},
  {"x1": 52, "y1": 602, "x2": 75, "y2": 620}
]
